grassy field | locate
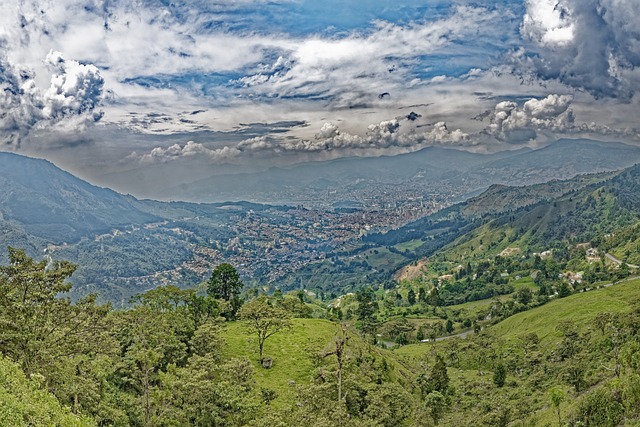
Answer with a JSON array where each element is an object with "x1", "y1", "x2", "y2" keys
[
  {"x1": 491, "y1": 277, "x2": 640, "y2": 343},
  {"x1": 393, "y1": 278, "x2": 640, "y2": 358},
  {"x1": 361, "y1": 247, "x2": 408, "y2": 271},
  {"x1": 222, "y1": 318, "x2": 339, "y2": 407},
  {"x1": 394, "y1": 239, "x2": 424, "y2": 252}
]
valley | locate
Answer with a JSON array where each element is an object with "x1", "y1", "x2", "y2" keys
[
  {"x1": 3, "y1": 138, "x2": 640, "y2": 304},
  {"x1": 3, "y1": 144, "x2": 640, "y2": 426}
]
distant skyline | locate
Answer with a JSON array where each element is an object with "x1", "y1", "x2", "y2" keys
[{"x1": 1, "y1": 0, "x2": 639, "y2": 195}]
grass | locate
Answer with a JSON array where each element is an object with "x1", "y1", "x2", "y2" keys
[
  {"x1": 492, "y1": 278, "x2": 640, "y2": 343},
  {"x1": 391, "y1": 278, "x2": 640, "y2": 360},
  {"x1": 222, "y1": 318, "x2": 339, "y2": 407},
  {"x1": 394, "y1": 239, "x2": 424, "y2": 252},
  {"x1": 361, "y1": 247, "x2": 408, "y2": 271}
]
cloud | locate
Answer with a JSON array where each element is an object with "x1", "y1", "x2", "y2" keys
[
  {"x1": 233, "y1": 6, "x2": 503, "y2": 107},
  {"x1": 42, "y1": 51, "x2": 105, "y2": 122},
  {"x1": 520, "y1": 0, "x2": 640, "y2": 99},
  {"x1": 0, "y1": 48, "x2": 105, "y2": 145},
  {"x1": 481, "y1": 93, "x2": 639, "y2": 143},
  {"x1": 131, "y1": 141, "x2": 241, "y2": 164},
  {"x1": 129, "y1": 115, "x2": 470, "y2": 164},
  {"x1": 485, "y1": 94, "x2": 574, "y2": 141}
]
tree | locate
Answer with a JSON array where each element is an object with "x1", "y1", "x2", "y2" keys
[
  {"x1": 430, "y1": 355, "x2": 450, "y2": 393},
  {"x1": 419, "y1": 355, "x2": 449, "y2": 396},
  {"x1": 207, "y1": 263, "x2": 243, "y2": 319},
  {"x1": 514, "y1": 287, "x2": 533, "y2": 305},
  {"x1": 548, "y1": 386, "x2": 565, "y2": 426},
  {"x1": 355, "y1": 286, "x2": 378, "y2": 336},
  {"x1": 418, "y1": 287, "x2": 427, "y2": 303},
  {"x1": 493, "y1": 362, "x2": 506, "y2": 387},
  {"x1": 0, "y1": 248, "x2": 109, "y2": 380},
  {"x1": 430, "y1": 286, "x2": 442, "y2": 310},
  {"x1": 424, "y1": 391, "x2": 447, "y2": 425},
  {"x1": 239, "y1": 298, "x2": 292, "y2": 364},
  {"x1": 445, "y1": 319, "x2": 454, "y2": 334},
  {"x1": 322, "y1": 324, "x2": 349, "y2": 408},
  {"x1": 0, "y1": 355, "x2": 95, "y2": 427},
  {"x1": 407, "y1": 289, "x2": 416, "y2": 305}
]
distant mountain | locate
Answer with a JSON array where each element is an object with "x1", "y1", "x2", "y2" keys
[
  {"x1": 157, "y1": 145, "x2": 510, "y2": 203},
  {"x1": 151, "y1": 138, "x2": 640, "y2": 203},
  {"x1": 365, "y1": 162, "x2": 640, "y2": 267},
  {"x1": 0, "y1": 153, "x2": 286, "y2": 302},
  {"x1": 0, "y1": 152, "x2": 160, "y2": 244},
  {"x1": 469, "y1": 138, "x2": 640, "y2": 185}
]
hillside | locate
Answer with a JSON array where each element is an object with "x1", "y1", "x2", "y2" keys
[
  {"x1": 1, "y1": 144, "x2": 640, "y2": 302},
  {"x1": 117, "y1": 138, "x2": 640, "y2": 204},
  {"x1": 392, "y1": 278, "x2": 640, "y2": 426},
  {"x1": 1, "y1": 244, "x2": 639, "y2": 427},
  {"x1": 0, "y1": 152, "x2": 159, "y2": 244}
]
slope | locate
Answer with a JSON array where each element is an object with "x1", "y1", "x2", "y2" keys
[{"x1": 0, "y1": 152, "x2": 159, "y2": 243}]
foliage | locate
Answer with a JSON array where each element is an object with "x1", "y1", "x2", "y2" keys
[
  {"x1": 0, "y1": 355, "x2": 95, "y2": 427},
  {"x1": 355, "y1": 286, "x2": 379, "y2": 336},
  {"x1": 207, "y1": 263, "x2": 243, "y2": 319},
  {"x1": 493, "y1": 362, "x2": 506, "y2": 387},
  {"x1": 238, "y1": 298, "x2": 292, "y2": 364}
]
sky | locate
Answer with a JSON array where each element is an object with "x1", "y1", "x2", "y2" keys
[{"x1": 1, "y1": 0, "x2": 639, "y2": 196}]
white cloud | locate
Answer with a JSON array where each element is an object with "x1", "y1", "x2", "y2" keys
[
  {"x1": 521, "y1": 0, "x2": 574, "y2": 46},
  {"x1": 482, "y1": 93, "x2": 640, "y2": 143},
  {"x1": 131, "y1": 141, "x2": 241, "y2": 164},
  {"x1": 485, "y1": 94, "x2": 575, "y2": 141},
  {"x1": 129, "y1": 115, "x2": 470, "y2": 164},
  {"x1": 234, "y1": 6, "x2": 502, "y2": 106},
  {"x1": 520, "y1": 0, "x2": 640, "y2": 99},
  {"x1": 0, "y1": 48, "x2": 105, "y2": 144},
  {"x1": 43, "y1": 50, "x2": 105, "y2": 121}
]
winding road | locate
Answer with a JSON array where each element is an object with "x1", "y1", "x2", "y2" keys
[{"x1": 605, "y1": 253, "x2": 639, "y2": 269}]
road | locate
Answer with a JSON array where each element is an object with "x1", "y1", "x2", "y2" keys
[{"x1": 605, "y1": 253, "x2": 639, "y2": 269}]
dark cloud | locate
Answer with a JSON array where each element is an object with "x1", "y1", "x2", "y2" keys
[
  {"x1": 406, "y1": 111, "x2": 422, "y2": 121},
  {"x1": 521, "y1": 0, "x2": 640, "y2": 99},
  {"x1": 0, "y1": 47, "x2": 105, "y2": 145}
]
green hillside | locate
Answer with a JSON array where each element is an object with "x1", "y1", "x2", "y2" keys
[
  {"x1": 491, "y1": 278, "x2": 640, "y2": 343},
  {"x1": 393, "y1": 278, "x2": 640, "y2": 426},
  {"x1": 222, "y1": 318, "x2": 339, "y2": 406}
]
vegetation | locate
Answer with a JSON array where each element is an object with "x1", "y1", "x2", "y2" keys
[
  {"x1": 4, "y1": 164, "x2": 640, "y2": 425},
  {"x1": 238, "y1": 298, "x2": 292, "y2": 364}
]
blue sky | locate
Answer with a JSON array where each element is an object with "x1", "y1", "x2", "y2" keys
[{"x1": 0, "y1": 0, "x2": 639, "y2": 193}]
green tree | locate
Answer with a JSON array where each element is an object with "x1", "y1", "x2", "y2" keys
[
  {"x1": 548, "y1": 386, "x2": 565, "y2": 426},
  {"x1": 114, "y1": 305, "x2": 188, "y2": 426},
  {"x1": 493, "y1": 362, "x2": 506, "y2": 387},
  {"x1": 0, "y1": 248, "x2": 109, "y2": 378},
  {"x1": 207, "y1": 263, "x2": 243, "y2": 318},
  {"x1": 321, "y1": 324, "x2": 349, "y2": 406},
  {"x1": 418, "y1": 287, "x2": 427, "y2": 303},
  {"x1": 355, "y1": 286, "x2": 378, "y2": 336},
  {"x1": 445, "y1": 319, "x2": 454, "y2": 334},
  {"x1": 514, "y1": 287, "x2": 533, "y2": 305},
  {"x1": 419, "y1": 355, "x2": 449, "y2": 396},
  {"x1": 238, "y1": 298, "x2": 292, "y2": 364},
  {"x1": 430, "y1": 286, "x2": 442, "y2": 310},
  {"x1": 424, "y1": 391, "x2": 447, "y2": 425},
  {"x1": 0, "y1": 355, "x2": 95, "y2": 427},
  {"x1": 430, "y1": 355, "x2": 449, "y2": 393},
  {"x1": 407, "y1": 289, "x2": 416, "y2": 305}
]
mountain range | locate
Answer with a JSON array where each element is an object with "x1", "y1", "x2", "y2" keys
[
  {"x1": 99, "y1": 138, "x2": 640, "y2": 203},
  {"x1": 1, "y1": 138, "x2": 640, "y2": 301}
]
